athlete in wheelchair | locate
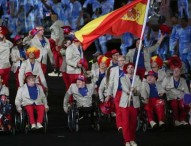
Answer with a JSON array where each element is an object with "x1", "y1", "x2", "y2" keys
[
  {"x1": 141, "y1": 70, "x2": 166, "y2": 130},
  {"x1": 63, "y1": 75, "x2": 101, "y2": 132},
  {"x1": 0, "y1": 74, "x2": 15, "y2": 134},
  {"x1": 15, "y1": 72, "x2": 49, "y2": 133},
  {"x1": 162, "y1": 65, "x2": 190, "y2": 127}
]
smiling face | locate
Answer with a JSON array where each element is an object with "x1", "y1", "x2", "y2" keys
[
  {"x1": 76, "y1": 80, "x2": 85, "y2": 88},
  {"x1": 26, "y1": 75, "x2": 36, "y2": 86},
  {"x1": 28, "y1": 52, "x2": 35, "y2": 59}
]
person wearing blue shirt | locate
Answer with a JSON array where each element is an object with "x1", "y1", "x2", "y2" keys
[
  {"x1": 142, "y1": 70, "x2": 166, "y2": 129},
  {"x1": 15, "y1": 72, "x2": 49, "y2": 129}
]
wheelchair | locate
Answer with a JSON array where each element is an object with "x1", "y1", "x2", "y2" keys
[
  {"x1": 67, "y1": 95, "x2": 101, "y2": 132},
  {"x1": 0, "y1": 95, "x2": 15, "y2": 135},
  {"x1": 15, "y1": 107, "x2": 48, "y2": 134},
  {"x1": 137, "y1": 96, "x2": 172, "y2": 132}
]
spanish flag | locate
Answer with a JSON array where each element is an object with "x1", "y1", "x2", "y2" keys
[{"x1": 75, "y1": 0, "x2": 148, "y2": 50}]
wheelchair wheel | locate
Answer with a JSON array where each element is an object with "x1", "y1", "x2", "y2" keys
[
  {"x1": 14, "y1": 113, "x2": 22, "y2": 132},
  {"x1": 95, "y1": 123, "x2": 101, "y2": 132},
  {"x1": 21, "y1": 110, "x2": 30, "y2": 134},
  {"x1": 142, "y1": 111, "x2": 149, "y2": 132},
  {"x1": 10, "y1": 124, "x2": 16, "y2": 136},
  {"x1": 143, "y1": 122, "x2": 149, "y2": 132},
  {"x1": 136, "y1": 115, "x2": 142, "y2": 132},
  {"x1": 67, "y1": 104, "x2": 78, "y2": 132},
  {"x1": 43, "y1": 112, "x2": 48, "y2": 134}
]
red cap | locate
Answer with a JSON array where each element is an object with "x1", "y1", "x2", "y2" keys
[
  {"x1": 144, "y1": 70, "x2": 158, "y2": 78},
  {"x1": 0, "y1": 26, "x2": 8, "y2": 36},
  {"x1": 30, "y1": 28, "x2": 39, "y2": 37},
  {"x1": 77, "y1": 75, "x2": 85, "y2": 81},
  {"x1": 25, "y1": 72, "x2": 36, "y2": 78},
  {"x1": 111, "y1": 49, "x2": 119, "y2": 55},
  {"x1": 62, "y1": 26, "x2": 73, "y2": 35},
  {"x1": 14, "y1": 35, "x2": 22, "y2": 43},
  {"x1": 72, "y1": 37, "x2": 80, "y2": 43}
]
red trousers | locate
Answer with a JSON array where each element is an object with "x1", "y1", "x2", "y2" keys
[
  {"x1": 144, "y1": 98, "x2": 165, "y2": 123},
  {"x1": 114, "y1": 90, "x2": 122, "y2": 128},
  {"x1": 62, "y1": 72, "x2": 70, "y2": 90},
  {"x1": 67, "y1": 74, "x2": 81, "y2": 87},
  {"x1": 0, "y1": 67, "x2": 11, "y2": 86},
  {"x1": 24, "y1": 105, "x2": 45, "y2": 124},
  {"x1": 170, "y1": 99, "x2": 190, "y2": 122},
  {"x1": 136, "y1": 67, "x2": 146, "y2": 80},
  {"x1": 53, "y1": 51, "x2": 63, "y2": 69},
  {"x1": 121, "y1": 107, "x2": 138, "y2": 143},
  {"x1": 40, "y1": 63, "x2": 47, "y2": 74}
]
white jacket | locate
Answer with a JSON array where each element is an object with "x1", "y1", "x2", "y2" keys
[
  {"x1": 162, "y1": 76, "x2": 189, "y2": 100},
  {"x1": 50, "y1": 20, "x2": 64, "y2": 46},
  {"x1": 11, "y1": 46, "x2": 26, "y2": 73},
  {"x1": 66, "y1": 43, "x2": 83, "y2": 74},
  {"x1": 63, "y1": 83, "x2": 95, "y2": 109},
  {"x1": 18, "y1": 59, "x2": 47, "y2": 88},
  {"x1": 15, "y1": 84, "x2": 48, "y2": 111},
  {"x1": 0, "y1": 40, "x2": 13, "y2": 69},
  {"x1": 119, "y1": 75, "x2": 141, "y2": 108},
  {"x1": 107, "y1": 66, "x2": 122, "y2": 97},
  {"x1": 141, "y1": 81, "x2": 166, "y2": 100}
]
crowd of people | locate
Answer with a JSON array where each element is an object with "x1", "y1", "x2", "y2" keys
[{"x1": 0, "y1": 0, "x2": 191, "y2": 146}]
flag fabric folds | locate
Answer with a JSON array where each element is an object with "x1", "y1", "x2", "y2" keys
[{"x1": 75, "y1": 0, "x2": 148, "y2": 50}]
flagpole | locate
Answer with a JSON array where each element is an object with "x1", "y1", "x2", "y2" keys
[{"x1": 128, "y1": 0, "x2": 151, "y2": 106}]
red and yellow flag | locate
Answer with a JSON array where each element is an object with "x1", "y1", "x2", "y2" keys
[{"x1": 75, "y1": 0, "x2": 147, "y2": 50}]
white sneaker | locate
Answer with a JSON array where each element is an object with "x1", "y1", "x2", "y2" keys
[
  {"x1": 174, "y1": 120, "x2": 182, "y2": 126},
  {"x1": 159, "y1": 121, "x2": 165, "y2": 127},
  {"x1": 36, "y1": 123, "x2": 43, "y2": 129},
  {"x1": 180, "y1": 121, "x2": 189, "y2": 125},
  {"x1": 189, "y1": 117, "x2": 191, "y2": 125},
  {"x1": 150, "y1": 121, "x2": 157, "y2": 128},
  {"x1": 58, "y1": 73, "x2": 62, "y2": 77},
  {"x1": 111, "y1": 112, "x2": 116, "y2": 117},
  {"x1": 130, "y1": 141, "x2": 138, "y2": 146},
  {"x1": 125, "y1": 142, "x2": 131, "y2": 146},
  {"x1": 31, "y1": 124, "x2": 36, "y2": 129},
  {"x1": 48, "y1": 72, "x2": 59, "y2": 77}
]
